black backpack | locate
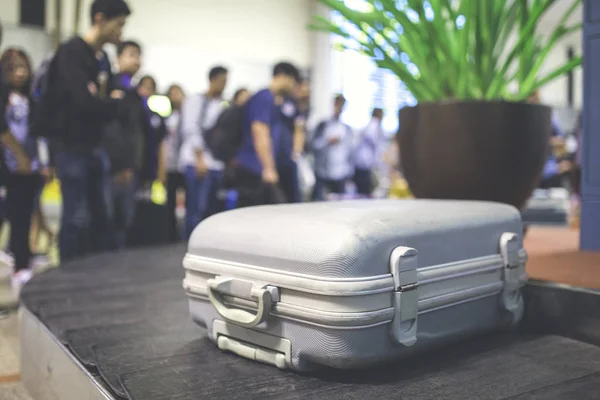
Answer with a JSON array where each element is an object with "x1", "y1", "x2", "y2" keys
[
  {"x1": 203, "y1": 105, "x2": 245, "y2": 164},
  {"x1": 29, "y1": 53, "x2": 64, "y2": 139}
]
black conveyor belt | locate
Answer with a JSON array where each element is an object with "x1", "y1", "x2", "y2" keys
[{"x1": 20, "y1": 245, "x2": 600, "y2": 400}]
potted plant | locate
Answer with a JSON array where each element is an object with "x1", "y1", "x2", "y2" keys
[{"x1": 310, "y1": 0, "x2": 582, "y2": 209}]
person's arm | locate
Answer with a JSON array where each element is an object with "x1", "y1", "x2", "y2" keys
[
  {"x1": 252, "y1": 121, "x2": 276, "y2": 174},
  {"x1": 180, "y1": 95, "x2": 207, "y2": 175},
  {"x1": 158, "y1": 141, "x2": 167, "y2": 184},
  {"x1": 0, "y1": 130, "x2": 31, "y2": 173},
  {"x1": 56, "y1": 43, "x2": 120, "y2": 120},
  {"x1": 292, "y1": 116, "x2": 306, "y2": 160},
  {"x1": 157, "y1": 117, "x2": 168, "y2": 184},
  {"x1": 249, "y1": 94, "x2": 278, "y2": 182}
]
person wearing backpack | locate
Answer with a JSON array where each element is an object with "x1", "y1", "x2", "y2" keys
[
  {"x1": 179, "y1": 66, "x2": 228, "y2": 239},
  {"x1": 38, "y1": 0, "x2": 131, "y2": 262},
  {"x1": 234, "y1": 62, "x2": 301, "y2": 208}
]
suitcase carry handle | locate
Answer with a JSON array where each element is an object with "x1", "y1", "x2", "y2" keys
[{"x1": 207, "y1": 277, "x2": 274, "y2": 328}]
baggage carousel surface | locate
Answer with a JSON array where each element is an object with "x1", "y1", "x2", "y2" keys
[{"x1": 20, "y1": 244, "x2": 600, "y2": 400}]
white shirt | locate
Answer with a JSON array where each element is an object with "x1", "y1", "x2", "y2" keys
[
  {"x1": 312, "y1": 119, "x2": 354, "y2": 180},
  {"x1": 178, "y1": 94, "x2": 225, "y2": 171}
]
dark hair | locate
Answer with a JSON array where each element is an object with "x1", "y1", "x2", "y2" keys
[
  {"x1": 117, "y1": 40, "x2": 141, "y2": 56},
  {"x1": 372, "y1": 107, "x2": 383, "y2": 117},
  {"x1": 138, "y1": 75, "x2": 156, "y2": 91},
  {"x1": 166, "y1": 84, "x2": 184, "y2": 97},
  {"x1": 334, "y1": 94, "x2": 346, "y2": 104},
  {"x1": 273, "y1": 62, "x2": 300, "y2": 83},
  {"x1": 208, "y1": 66, "x2": 228, "y2": 81},
  {"x1": 233, "y1": 88, "x2": 248, "y2": 102},
  {"x1": 0, "y1": 48, "x2": 33, "y2": 94},
  {"x1": 90, "y1": 0, "x2": 131, "y2": 25}
]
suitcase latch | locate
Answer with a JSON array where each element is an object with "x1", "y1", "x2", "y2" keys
[
  {"x1": 390, "y1": 246, "x2": 419, "y2": 347},
  {"x1": 499, "y1": 232, "x2": 526, "y2": 322},
  {"x1": 397, "y1": 283, "x2": 418, "y2": 293}
]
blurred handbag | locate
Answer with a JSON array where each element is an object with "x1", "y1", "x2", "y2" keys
[
  {"x1": 389, "y1": 177, "x2": 413, "y2": 199},
  {"x1": 128, "y1": 181, "x2": 169, "y2": 247},
  {"x1": 41, "y1": 178, "x2": 62, "y2": 204}
]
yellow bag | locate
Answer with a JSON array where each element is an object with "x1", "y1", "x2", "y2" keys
[
  {"x1": 389, "y1": 178, "x2": 413, "y2": 199},
  {"x1": 150, "y1": 181, "x2": 167, "y2": 206},
  {"x1": 40, "y1": 179, "x2": 62, "y2": 204}
]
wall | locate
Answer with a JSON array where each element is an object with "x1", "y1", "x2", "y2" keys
[
  {"x1": 0, "y1": 0, "x2": 20, "y2": 26},
  {"x1": 538, "y1": 31, "x2": 583, "y2": 109},
  {"x1": 40, "y1": 0, "x2": 314, "y2": 95},
  {"x1": 0, "y1": 0, "x2": 584, "y2": 108},
  {"x1": 1, "y1": 24, "x2": 53, "y2": 68}
]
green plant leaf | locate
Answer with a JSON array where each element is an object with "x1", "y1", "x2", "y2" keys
[{"x1": 309, "y1": 0, "x2": 582, "y2": 103}]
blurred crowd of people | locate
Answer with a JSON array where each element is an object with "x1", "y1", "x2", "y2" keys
[
  {"x1": 0, "y1": 0, "x2": 395, "y2": 296},
  {"x1": 0, "y1": 0, "x2": 582, "y2": 298}
]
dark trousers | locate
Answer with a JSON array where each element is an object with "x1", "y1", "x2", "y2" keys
[
  {"x1": 55, "y1": 150, "x2": 111, "y2": 263},
  {"x1": 278, "y1": 162, "x2": 301, "y2": 203},
  {"x1": 6, "y1": 173, "x2": 41, "y2": 271},
  {"x1": 311, "y1": 177, "x2": 345, "y2": 201},
  {"x1": 184, "y1": 167, "x2": 224, "y2": 239},
  {"x1": 235, "y1": 167, "x2": 287, "y2": 208},
  {"x1": 353, "y1": 168, "x2": 373, "y2": 196},
  {"x1": 108, "y1": 175, "x2": 137, "y2": 250},
  {"x1": 167, "y1": 171, "x2": 185, "y2": 243}
]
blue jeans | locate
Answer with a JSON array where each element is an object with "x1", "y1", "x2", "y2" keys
[
  {"x1": 278, "y1": 161, "x2": 300, "y2": 203},
  {"x1": 55, "y1": 150, "x2": 111, "y2": 263},
  {"x1": 184, "y1": 167, "x2": 223, "y2": 239},
  {"x1": 107, "y1": 175, "x2": 137, "y2": 250}
]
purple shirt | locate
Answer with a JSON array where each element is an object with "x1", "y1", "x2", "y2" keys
[{"x1": 236, "y1": 89, "x2": 280, "y2": 176}]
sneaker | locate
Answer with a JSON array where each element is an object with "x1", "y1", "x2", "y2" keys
[
  {"x1": 11, "y1": 269, "x2": 33, "y2": 298},
  {"x1": 0, "y1": 251, "x2": 14, "y2": 268}
]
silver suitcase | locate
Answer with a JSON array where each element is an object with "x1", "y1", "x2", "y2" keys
[{"x1": 183, "y1": 200, "x2": 528, "y2": 371}]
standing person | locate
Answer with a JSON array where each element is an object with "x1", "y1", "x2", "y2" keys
[
  {"x1": 0, "y1": 21, "x2": 36, "y2": 268},
  {"x1": 164, "y1": 84, "x2": 185, "y2": 242},
  {"x1": 0, "y1": 48, "x2": 50, "y2": 294},
  {"x1": 276, "y1": 84, "x2": 307, "y2": 203},
  {"x1": 311, "y1": 94, "x2": 354, "y2": 201},
  {"x1": 232, "y1": 88, "x2": 250, "y2": 106},
  {"x1": 235, "y1": 62, "x2": 301, "y2": 208},
  {"x1": 179, "y1": 66, "x2": 228, "y2": 239},
  {"x1": 102, "y1": 40, "x2": 143, "y2": 249},
  {"x1": 35, "y1": 0, "x2": 131, "y2": 262},
  {"x1": 353, "y1": 108, "x2": 384, "y2": 197},
  {"x1": 126, "y1": 75, "x2": 169, "y2": 246},
  {"x1": 136, "y1": 75, "x2": 167, "y2": 188}
]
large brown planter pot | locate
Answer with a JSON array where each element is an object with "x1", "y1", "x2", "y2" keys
[{"x1": 398, "y1": 101, "x2": 552, "y2": 209}]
